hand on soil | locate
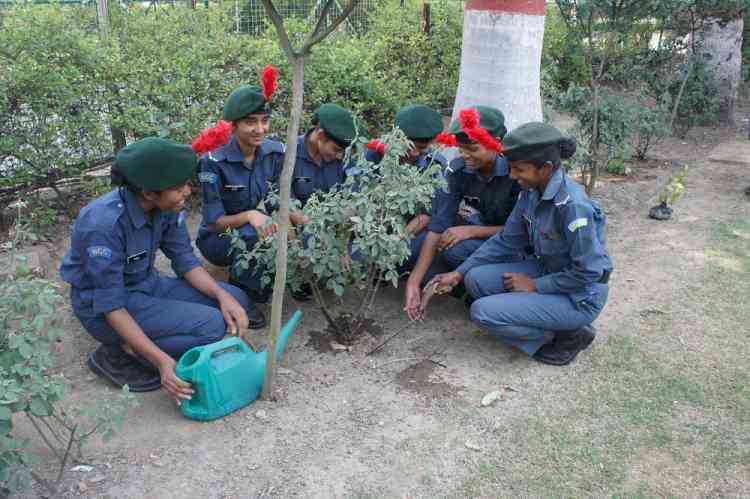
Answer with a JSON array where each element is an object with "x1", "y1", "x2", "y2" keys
[{"x1": 404, "y1": 283, "x2": 423, "y2": 322}]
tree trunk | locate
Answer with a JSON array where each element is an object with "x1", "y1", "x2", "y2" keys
[
  {"x1": 452, "y1": 0, "x2": 546, "y2": 132},
  {"x1": 261, "y1": 55, "x2": 304, "y2": 400},
  {"x1": 696, "y1": 15, "x2": 743, "y2": 125}
]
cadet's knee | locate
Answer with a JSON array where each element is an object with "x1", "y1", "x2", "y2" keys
[
  {"x1": 221, "y1": 282, "x2": 251, "y2": 310},
  {"x1": 470, "y1": 297, "x2": 511, "y2": 329},
  {"x1": 197, "y1": 310, "x2": 226, "y2": 345},
  {"x1": 441, "y1": 244, "x2": 470, "y2": 267},
  {"x1": 464, "y1": 268, "x2": 482, "y2": 298}
]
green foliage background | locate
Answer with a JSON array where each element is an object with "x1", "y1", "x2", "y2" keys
[{"x1": 0, "y1": 1, "x2": 461, "y2": 203}]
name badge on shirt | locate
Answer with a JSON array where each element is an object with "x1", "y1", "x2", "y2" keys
[
  {"x1": 294, "y1": 177, "x2": 312, "y2": 183},
  {"x1": 224, "y1": 185, "x2": 246, "y2": 192},
  {"x1": 127, "y1": 251, "x2": 148, "y2": 264}
]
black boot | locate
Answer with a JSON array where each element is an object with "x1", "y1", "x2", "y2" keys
[
  {"x1": 290, "y1": 283, "x2": 312, "y2": 302},
  {"x1": 247, "y1": 305, "x2": 267, "y2": 329},
  {"x1": 87, "y1": 345, "x2": 162, "y2": 392},
  {"x1": 533, "y1": 325, "x2": 596, "y2": 366}
]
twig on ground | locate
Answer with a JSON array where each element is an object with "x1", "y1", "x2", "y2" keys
[
  {"x1": 374, "y1": 357, "x2": 422, "y2": 369},
  {"x1": 366, "y1": 323, "x2": 413, "y2": 356}
]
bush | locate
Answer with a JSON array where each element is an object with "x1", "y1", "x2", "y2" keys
[
  {"x1": 0, "y1": 211, "x2": 136, "y2": 496},
  {"x1": 231, "y1": 128, "x2": 445, "y2": 342},
  {"x1": 542, "y1": 4, "x2": 590, "y2": 94},
  {"x1": 632, "y1": 93, "x2": 671, "y2": 160},
  {"x1": 0, "y1": 1, "x2": 461, "y2": 207}
]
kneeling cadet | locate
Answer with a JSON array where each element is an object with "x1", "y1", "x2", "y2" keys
[
  {"x1": 429, "y1": 123, "x2": 613, "y2": 365},
  {"x1": 60, "y1": 138, "x2": 253, "y2": 402}
]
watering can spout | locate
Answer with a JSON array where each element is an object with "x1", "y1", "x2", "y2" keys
[{"x1": 274, "y1": 309, "x2": 303, "y2": 360}]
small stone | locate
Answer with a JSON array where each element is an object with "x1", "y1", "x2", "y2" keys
[
  {"x1": 72, "y1": 465, "x2": 93, "y2": 472},
  {"x1": 153, "y1": 460, "x2": 165, "y2": 468},
  {"x1": 481, "y1": 389, "x2": 506, "y2": 407},
  {"x1": 465, "y1": 440, "x2": 483, "y2": 452},
  {"x1": 378, "y1": 421, "x2": 384, "y2": 426},
  {"x1": 255, "y1": 410, "x2": 268, "y2": 421}
]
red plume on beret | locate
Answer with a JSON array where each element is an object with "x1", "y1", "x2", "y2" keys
[
  {"x1": 435, "y1": 132, "x2": 457, "y2": 147},
  {"x1": 261, "y1": 65, "x2": 278, "y2": 102},
  {"x1": 366, "y1": 139, "x2": 386, "y2": 155},
  {"x1": 191, "y1": 120, "x2": 233, "y2": 155},
  {"x1": 459, "y1": 108, "x2": 502, "y2": 153}
]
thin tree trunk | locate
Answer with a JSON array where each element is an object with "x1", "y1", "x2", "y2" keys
[
  {"x1": 261, "y1": 55, "x2": 304, "y2": 400},
  {"x1": 669, "y1": 58, "x2": 692, "y2": 131}
]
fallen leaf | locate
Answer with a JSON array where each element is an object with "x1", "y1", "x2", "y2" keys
[{"x1": 481, "y1": 389, "x2": 506, "y2": 407}]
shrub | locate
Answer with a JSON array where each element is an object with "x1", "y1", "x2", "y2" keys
[
  {"x1": 0, "y1": 211, "x2": 136, "y2": 496},
  {"x1": 231, "y1": 128, "x2": 445, "y2": 342}
]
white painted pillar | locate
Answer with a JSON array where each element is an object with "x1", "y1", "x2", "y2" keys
[{"x1": 452, "y1": 0, "x2": 546, "y2": 132}]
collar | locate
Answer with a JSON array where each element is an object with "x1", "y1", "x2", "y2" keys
[
  {"x1": 121, "y1": 188, "x2": 148, "y2": 229},
  {"x1": 296, "y1": 133, "x2": 312, "y2": 161},
  {"x1": 541, "y1": 168, "x2": 565, "y2": 201},
  {"x1": 471, "y1": 154, "x2": 509, "y2": 178}
]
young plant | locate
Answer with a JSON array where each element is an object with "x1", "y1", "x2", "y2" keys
[
  {"x1": 658, "y1": 165, "x2": 689, "y2": 206},
  {"x1": 231, "y1": 128, "x2": 445, "y2": 343},
  {"x1": 0, "y1": 211, "x2": 136, "y2": 496}
]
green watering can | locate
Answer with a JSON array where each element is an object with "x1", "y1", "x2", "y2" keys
[{"x1": 175, "y1": 309, "x2": 302, "y2": 421}]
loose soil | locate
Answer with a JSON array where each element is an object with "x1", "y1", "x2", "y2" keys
[{"x1": 11, "y1": 114, "x2": 750, "y2": 498}]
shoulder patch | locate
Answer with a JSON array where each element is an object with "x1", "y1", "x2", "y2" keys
[
  {"x1": 86, "y1": 245, "x2": 112, "y2": 259},
  {"x1": 567, "y1": 217, "x2": 588, "y2": 233},
  {"x1": 264, "y1": 140, "x2": 286, "y2": 154},
  {"x1": 199, "y1": 172, "x2": 218, "y2": 184}
]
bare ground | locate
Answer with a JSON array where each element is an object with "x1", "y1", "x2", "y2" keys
[{"x1": 12, "y1": 122, "x2": 750, "y2": 498}]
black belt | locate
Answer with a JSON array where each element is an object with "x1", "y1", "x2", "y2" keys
[{"x1": 598, "y1": 270, "x2": 611, "y2": 284}]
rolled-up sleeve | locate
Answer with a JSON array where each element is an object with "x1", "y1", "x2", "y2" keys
[
  {"x1": 77, "y1": 230, "x2": 128, "y2": 315},
  {"x1": 161, "y1": 212, "x2": 201, "y2": 276},
  {"x1": 198, "y1": 157, "x2": 225, "y2": 225}
]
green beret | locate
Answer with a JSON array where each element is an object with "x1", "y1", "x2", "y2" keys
[
  {"x1": 314, "y1": 103, "x2": 356, "y2": 147},
  {"x1": 395, "y1": 104, "x2": 444, "y2": 141},
  {"x1": 223, "y1": 85, "x2": 269, "y2": 122},
  {"x1": 447, "y1": 105, "x2": 507, "y2": 140},
  {"x1": 115, "y1": 138, "x2": 198, "y2": 191},
  {"x1": 503, "y1": 122, "x2": 573, "y2": 162}
]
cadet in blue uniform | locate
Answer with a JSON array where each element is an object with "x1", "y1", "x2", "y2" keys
[
  {"x1": 426, "y1": 123, "x2": 613, "y2": 365},
  {"x1": 364, "y1": 104, "x2": 448, "y2": 272},
  {"x1": 60, "y1": 138, "x2": 252, "y2": 400},
  {"x1": 404, "y1": 106, "x2": 520, "y2": 317},
  {"x1": 195, "y1": 82, "x2": 285, "y2": 307},
  {"x1": 289, "y1": 103, "x2": 357, "y2": 221}
]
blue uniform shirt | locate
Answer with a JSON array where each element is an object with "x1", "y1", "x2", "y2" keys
[
  {"x1": 456, "y1": 168, "x2": 613, "y2": 304},
  {"x1": 60, "y1": 188, "x2": 201, "y2": 316},
  {"x1": 429, "y1": 155, "x2": 520, "y2": 233},
  {"x1": 291, "y1": 134, "x2": 348, "y2": 207},
  {"x1": 197, "y1": 136, "x2": 285, "y2": 239}
]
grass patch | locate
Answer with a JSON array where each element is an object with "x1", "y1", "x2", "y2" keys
[{"x1": 450, "y1": 216, "x2": 750, "y2": 498}]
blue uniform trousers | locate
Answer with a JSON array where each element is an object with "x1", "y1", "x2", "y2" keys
[
  {"x1": 196, "y1": 232, "x2": 266, "y2": 294},
  {"x1": 464, "y1": 261, "x2": 608, "y2": 356},
  {"x1": 76, "y1": 276, "x2": 251, "y2": 357}
]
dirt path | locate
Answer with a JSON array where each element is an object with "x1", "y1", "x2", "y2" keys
[{"x1": 16, "y1": 125, "x2": 750, "y2": 498}]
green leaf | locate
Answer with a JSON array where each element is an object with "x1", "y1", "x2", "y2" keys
[
  {"x1": 29, "y1": 398, "x2": 50, "y2": 417},
  {"x1": 0, "y1": 419, "x2": 11, "y2": 435},
  {"x1": 0, "y1": 406, "x2": 12, "y2": 420}
]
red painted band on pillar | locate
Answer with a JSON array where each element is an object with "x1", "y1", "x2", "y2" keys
[{"x1": 465, "y1": 0, "x2": 546, "y2": 15}]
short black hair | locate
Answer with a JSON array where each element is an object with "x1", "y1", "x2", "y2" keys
[{"x1": 110, "y1": 163, "x2": 143, "y2": 194}]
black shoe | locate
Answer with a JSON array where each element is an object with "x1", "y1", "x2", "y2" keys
[
  {"x1": 87, "y1": 345, "x2": 161, "y2": 392},
  {"x1": 290, "y1": 283, "x2": 312, "y2": 302},
  {"x1": 533, "y1": 326, "x2": 596, "y2": 366},
  {"x1": 229, "y1": 278, "x2": 271, "y2": 305},
  {"x1": 247, "y1": 305, "x2": 267, "y2": 329},
  {"x1": 555, "y1": 324, "x2": 596, "y2": 352}
]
